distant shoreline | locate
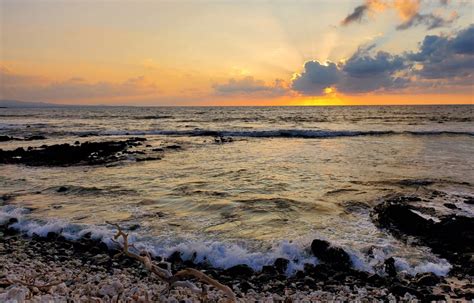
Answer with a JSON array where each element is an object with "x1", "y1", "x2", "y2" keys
[{"x1": 1, "y1": 99, "x2": 473, "y2": 108}]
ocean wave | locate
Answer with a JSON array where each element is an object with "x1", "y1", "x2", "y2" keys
[
  {"x1": 0, "y1": 205, "x2": 452, "y2": 277},
  {"x1": 92, "y1": 129, "x2": 474, "y2": 139},
  {"x1": 44, "y1": 185, "x2": 138, "y2": 197}
]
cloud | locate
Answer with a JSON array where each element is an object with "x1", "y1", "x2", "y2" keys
[
  {"x1": 341, "y1": 5, "x2": 369, "y2": 26},
  {"x1": 0, "y1": 68, "x2": 159, "y2": 101},
  {"x1": 396, "y1": 12, "x2": 458, "y2": 30},
  {"x1": 451, "y1": 24, "x2": 474, "y2": 54},
  {"x1": 341, "y1": 0, "x2": 458, "y2": 30},
  {"x1": 213, "y1": 76, "x2": 287, "y2": 96},
  {"x1": 341, "y1": 49, "x2": 408, "y2": 93},
  {"x1": 291, "y1": 46, "x2": 407, "y2": 95},
  {"x1": 407, "y1": 24, "x2": 474, "y2": 79},
  {"x1": 291, "y1": 24, "x2": 474, "y2": 95},
  {"x1": 291, "y1": 62, "x2": 341, "y2": 95}
]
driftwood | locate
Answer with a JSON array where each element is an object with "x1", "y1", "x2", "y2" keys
[
  {"x1": 2, "y1": 274, "x2": 63, "y2": 292},
  {"x1": 106, "y1": 221, "x2": 236, "y2": 302}
]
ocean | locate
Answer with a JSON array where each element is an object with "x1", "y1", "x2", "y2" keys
[{"x1": 1, "y1": 105, "x2": 473, "y2": 276}]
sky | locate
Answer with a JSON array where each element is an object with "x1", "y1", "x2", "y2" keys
[{"x1": 0, "y1": 0, "x2": 473, "y2": 106}]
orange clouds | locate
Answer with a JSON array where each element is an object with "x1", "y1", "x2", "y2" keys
[
  {"x1": 0, "y1": 66, "x2": 159, "y2": 103},
  {"x1": 393, "y1": 0, "x2": 420, "y2": 20},
  {"x1": 342, "y1": 0, "x2": 457, "y2": 30}
]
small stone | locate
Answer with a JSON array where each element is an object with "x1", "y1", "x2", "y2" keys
[
  {"x1": 57, "y1": 186, "x2": 68, "y2": 193},
  {"x1": 415, "y1": 272, "x2": 440, "y2": 286},
  {"x1": 274, "y1": 258, "x2": 289, "y2": 274},
  {"x1": 444, "y1": 203, "x2": 458, "y2": 210}
]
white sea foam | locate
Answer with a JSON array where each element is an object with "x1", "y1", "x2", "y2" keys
[
  {"x1": 94, "y1": 129, "x2": 474, "y2": 139},
  {"x1": 394, "y1": 257, "x2": 452, "y2": 276},
  {"x1": 0, "y1": 205, "x2": 453, "y2": 277}
]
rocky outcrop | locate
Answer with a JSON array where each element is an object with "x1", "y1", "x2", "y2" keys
[
  {"x1": 310, "y1": 239, "x2": 352, "y2": 270},
  {"x1": 0, "y1": 138, "x2": 147, "y2": 166},
  {"x1": 372, "y1": 196, "x2": 474, "y2": 276}
]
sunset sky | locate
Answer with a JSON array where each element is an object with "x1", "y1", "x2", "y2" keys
[{"x1": 1, "y1": 0, "x2": 473, "y2": 106}]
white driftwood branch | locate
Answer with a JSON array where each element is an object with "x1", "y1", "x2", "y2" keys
[{"x1": 106, "y1": 221, "x2": 236, "y2": 302}]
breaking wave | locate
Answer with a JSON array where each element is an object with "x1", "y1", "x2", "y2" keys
[
  {"x1": 0, "y1": 205, "x2": 452, "y2": 277},
  {"x1": 83, "y1": 129, "x2": 474, "y2": 139}
]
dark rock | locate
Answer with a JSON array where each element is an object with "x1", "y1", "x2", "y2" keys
[
  {"x1": 425, "y1": 294, "x2": 447, "y2": 301},
  {"x1": 1, "y1": 194, "x2": 14, "y2": 202},
  {"x1": 303, "y1": 276, "x2": 315, "y2": 286},
  {"x1": 0, "y1": 135, "x2": 13, "y2": 142},
  {"x1": 98, "y1": 242, "x2": 109, "y2": 252},
  {"x1": 310, "y1": 239, "x2": 352, "y2": 270},
  {"x1": 311, "y1": 264, "x2": 334, "y2": 280},
  {"x1": 464, "y1": 197, "x2": 474, "y2": 205},
  {"x1": 167, "y1": 251, "x2": 183, "y2": 264},
  {"x1": 260, "y1": 265, "x2": 278, "y2": 276},
  {"x1": 225, "y1": 264, "x2": 254, "y2": 277},
  {"x1": 165, "y1": 144, "x2": 181, "y2": 150},
  {"x1": 415, "y1": 272, "x2": 441, "y2": 286},
  {"x1": 274, "y1": 258, "x2": 289, "y2": 274},
  {"x1": 57, "y1": 186, "x2": 68, "y2": 193},
  {"x1": 366, "y1": 274, "x2": 386, "y2": 286},
  {"x1": 46, "y1": 232, "x2": 58, "y2": 240},
  {"x1": 24, "y1": 135, "x2": 47, "y2": 141},
  {"x1": 372, "y1": 196, "x2": 474, "y2": 276},
  {"x1": 389, "y1": 283, "x2": 421, "y2": 297},
  {"x1": 383, "y1": 257, "x2": 397, "y2": 277},
  {"x1": 372, "y1": 199, "x2": 433, "y2": 236},
  {"x1": 7, "y1": 217, "x2": 18, "y2": 225},
  {"x1": 303, "y1": 263, "x2": 315, "y2": 273},
  {"x1": 444, "y1": 203, "x2": 458, "y2": 210},
  {"x1": 294, "y1": 270, "x2": 305, "y2": 279},
  {"x1": 239, "y1": 281, "x2": 254, "y2": 292},
  {"x1": 128, "y1": 224, "x2": 140, "y2": 231},
  {"x1": 0, "y1": 139, "x2": 145, "y2": 166}
]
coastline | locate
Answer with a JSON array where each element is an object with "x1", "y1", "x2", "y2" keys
[
  {"x1": 1, "y1": 221, "x2": 472, "y2": 302},
  {"x1": 1, "y1": 107, "x2": 473, "y2": 302}
]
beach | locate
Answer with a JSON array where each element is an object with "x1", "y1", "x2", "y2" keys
[
  {"x1": 1, "y1": 223, "x2": 472, "y2": 302},
  {"x1": 1, "y1": 106, "x2": 473, "y2": 301}
]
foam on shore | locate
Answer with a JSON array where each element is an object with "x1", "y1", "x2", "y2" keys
[{"x1": 0, "y1": 205, "x2": 451, "y2": 277}]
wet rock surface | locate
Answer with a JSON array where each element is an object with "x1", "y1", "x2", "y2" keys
[
  {"x1": 372, "y1": 195, "x2": 474, "y2": 276},
  {"x1": 0, "y1": 135, "x2": 47, "y2": 142},
  {"x1": 0, "y1": 138, "x2": 148, "y2": 166},
  {"x1": 1, "y1": 223, "x2": 471, "y2": 301},
  {"x1": 310, "y1": 239, "x2": 352, "y2": 270}
]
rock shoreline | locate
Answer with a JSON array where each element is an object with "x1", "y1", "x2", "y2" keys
[
  {"x1": 372, "y1": 194, "x2": 474, "y2": 277},
  {"x1": 0, "y1": 138, "x2": 170, "y2": 166},
  {"x1": 1, "y1": 218, "x2": 472, "y2": 302}
]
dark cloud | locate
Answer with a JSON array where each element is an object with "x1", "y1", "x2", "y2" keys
[
  {"x1": 291, "y1": 48, "x2": 407, "y2": 95},
  {"x1": 291, "y1": 24, "x2": 474, "y2": 95},
  {"x1": 396, "y1": 13, "x2": 458, "y2": 30},
  {"x1": 408, "y1": 24, "x2": 474, "y2": 79},
  {"x1": 451, "y1": 24, "x2": 474, "y2": 54},
  {"x1": 342, "y1": 0, "x2": 459, "y2": 31},
  {"x1": 213, "y1": 76, "x2": 287, "y2": 96},
  {"x1": 340, "y1": 50, "x2": 408, "y2": 93},
  {"x1": 341, "y1": 5, "x2": 368, "y2": 26},
  {"x1": 343, "y1": 50, "x2": 405, "y2": 77},
  {"x1": 291, "y1": 62, "x2": 341, "y2": 95}
]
